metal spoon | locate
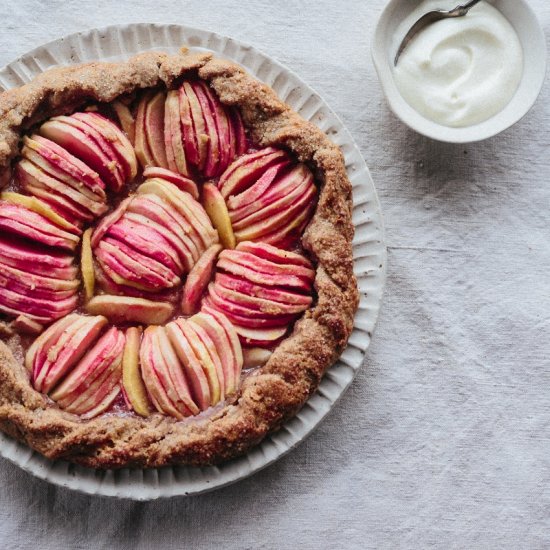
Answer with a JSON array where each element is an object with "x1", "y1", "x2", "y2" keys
[{"x1": 394, "y1": 0, "x2": 483, "y2": 65}]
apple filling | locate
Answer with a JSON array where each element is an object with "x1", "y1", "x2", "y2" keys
[{"x1": 0, "y1": 79, "x2": 318, "y2": 421}]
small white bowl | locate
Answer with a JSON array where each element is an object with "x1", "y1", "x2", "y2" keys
[{"x1": 372, "y1": 0, "x2": 547, "y2": 143}]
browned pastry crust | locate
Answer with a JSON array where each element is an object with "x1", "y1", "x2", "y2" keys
[{"x1": 0, "y1": 49, "x2": 358, "y2": 468}]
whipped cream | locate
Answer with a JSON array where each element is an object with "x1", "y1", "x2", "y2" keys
[{"x1": 392, "y1": 1, "x2": 523, "y2": 128}]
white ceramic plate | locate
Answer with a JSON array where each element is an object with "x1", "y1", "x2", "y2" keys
[{"x1": 0, "y1": 24, "x2": 386, "y2": 500}]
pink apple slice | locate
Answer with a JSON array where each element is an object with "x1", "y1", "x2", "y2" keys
[
  {"x1": 0, "y1": 200, "x2": 80, "y2": 251},
  {"x1": 165, "y1": 90, "x2": 189, "y2": 176},
  {"x1": 135, "y1": 91, "x2": 156, "y2": 168},
  {"x1": 155, "y1": 326, "x2": 199, "y2": 416},
  {"x1": 74, "y1": 112, "x2": 138, "y2": 181},
  {"x1": 193, "y1": 81, "x2": 220, "y2": 178},
  {"x1": 91, "y1": 197, "x2": 132, "y2": 248},
  {"x1": 181, "y1": 244, "x2": 222, "y2": 315},
  {"x1": 85, "y1": 295, "x2": 174, "y2": 325},
  {"x1": 165, "y1": 320, "x2": 211, "y2": 411},
  {"x1": 39, "y1": 117, "x2": 124, "y2": 192},
  {"x1": 200, "y1": 305, "x2": 244, "y2": 387},
  {"x1": 181, "y1": 81, "x2": 208, "y2": 172},
  {"x1": 22, "y1": 135, "x2": 106, "y2": 196},
  {"x1": 142, "y1": 167, "x2": 199, "y2": 199},
  {"x1": 230, "y1": 107, "x2": 247, "y2": 156},
  {"x1": 34, "y1": 315, "x2": 108, "y2": 393},
  {"x1": 144, "y1": 91, "x2": 169, "y2": 168},
  {"x1": 236, "y1": 241, "x2": 313, "y2": 268},
  {"x1": 140, "y1": 327, "x2": 185, "y2": 418}
]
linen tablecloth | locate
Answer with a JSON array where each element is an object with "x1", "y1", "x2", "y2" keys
[{"x1": 0, "y1": 1, "x2": 549, "y2": 548}]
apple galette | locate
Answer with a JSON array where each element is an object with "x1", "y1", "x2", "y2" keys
[{"x1": 0, "y1": 49, "x2": 358, "y2": 468}]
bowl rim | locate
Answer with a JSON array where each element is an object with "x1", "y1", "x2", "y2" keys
[{"x1": 371, "y1": 0, "x2": 548, "y2": 143}]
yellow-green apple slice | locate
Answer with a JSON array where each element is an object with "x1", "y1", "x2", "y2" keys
[
  {"x1": 155, "y1": 326, "x2": 199, "y2": 416},
  {"x1": 218, "y1": 148, "x2": 287, "y2": 199},
  {"x1": 200, "y1": 305, "x2": 244, "y2": 389},
  {"x1": 142, "y1": 167, "x2": 199, "y2": 199},
  {"x1": 1, "y1": 192, "x2": 80, "y2": 234},
  {"x1": 180, "y1": 82, "x2": 208, "y2": 172},
  {"x1": 34, "y1": 314, "x2": 108, "y2": 393},
  {"x1": 236, "y1": 241, "x2": 313, "y2": 269},
  {"x1": 39, "y1": 117, "x2": 124, "y2": 192},
  {"x1": 12, "y1": 315, "x2": 44, "y2": 336},
  {"x1": 25, "y1": 314, "x2": 79, "y2": 372},
  {"x1": 140, "y1": 327, "x2": 185, "y2": 418},
  {"x1": 0, "y1": 200, "x2": 80, "y2": 251},
  {"x1": 127, "y1": 195, "x2": 196, "y2": 272},
  {"x1": 165, "y1": 320, "x2": 211, "y2": 411},
  {"x1": 165, "y1": 90, "x2": 189, "y2": 176},
  {"x1": 242, "y1": 347, "x2": 272, "y2": 369},
  {"x1": 112, "y1": 100, "x2": 136, "y2": 144},
  {"x1": 182, "y1": 244, "x2": 222, "y2": 315},
  {"x1": 22, "y1": 135, "x2": 107, "y2": 197},
  {"x1": 144, "y1": 91, "x2": 169, "y2": 168},
  {"x1": 202, "y1": 183, "x2": 235, "y2": 249},
  {"x1": 51, "y1": 327, "x2": 125, "y2": 416},
  {"x1": 86, "y1": 295, "x2": 174, "y2": 324},
  {"x1": 122, "y1": 326, "x2": 151, "y2": 417},
  {"x1": 135, "y1": 91, "x2": 156, "y2": 168},
  {"x1": 233, "y1": 184, "x2": 317, "y2": 243},
  {"x1": 193, "y1": 82, "x2": 221, "y2": 178},
  {"x1": 75, "y1": 112, "x2": 138, "y2": 181},
  {"x1": 90, "y1": 197, "x2": 132, "y2": 248},
  {"x1": 81, "y1": 228, "x2": 95, "y2": 302}
]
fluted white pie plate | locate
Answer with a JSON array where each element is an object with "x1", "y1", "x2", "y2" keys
[{"x1": 0, "y1": 23, "x2": 386, "y2": 500}]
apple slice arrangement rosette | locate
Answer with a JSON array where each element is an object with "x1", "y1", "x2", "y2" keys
[{"x1": 0, "y1": 79, "x2": 319, "y2": 422}]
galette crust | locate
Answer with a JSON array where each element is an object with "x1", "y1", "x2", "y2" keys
[{"x1": 0, "y1": 49, "x2": 358, "y2": 468}]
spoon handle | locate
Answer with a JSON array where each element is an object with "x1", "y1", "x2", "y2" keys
[{"x1": 457, "y1": 0, "x2": 482, "y2": 11}]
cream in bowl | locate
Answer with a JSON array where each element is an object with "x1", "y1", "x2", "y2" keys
[
  {"x1": 372, "y1": 0, "x2": 547, "y2": 143},
  {"x1": 393, "y1": 1, "x2": 523, "y2": 128}
]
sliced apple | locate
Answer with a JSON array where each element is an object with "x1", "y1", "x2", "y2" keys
[
  {"x1": 12, "y1": 315, "x2": 44, "y2": 336},
  {"x1": 181, "y1": 244, "x2": 222, "y2": 315},
  {"x1": 181, "y1": 82, "x2": 208, "y2": 172},
  {"x1": 236, "y1": 241, "x2": 313, "y2": 269},
  {"x1": 144, "y1": 91, "x2": 169, "y2": 168},
  {"x1": 112, "y1": 100, "x2": 136, "y2": 144},
  {"x1": 202, "y1": 183, "x2": 235, "y2": 249},
  {"x1": 135, "y1": 91, "x2": 156, "y2": 168},
  {"x1": 242, "y1": 347, "x2": 272, "y2": 369},
  {"x1": 0, "y1": 200, "x2": 80, "y2": 251},
  {"x1": 39, "y1": 117, "x2": 124, "y2": 192},
  {"x1": 85, "y1": 295, "x2": 174, "y2": 325},
  {"x1": 91, "y1": 197, "x2": 132, "y2": 248},
  {"x1": 165, "y1": 90, "x2": 189, "y2": 176},
  {"x1": 122, "y1": 326, "x2": 151, "y2": 417},
  {"x1": 142, "y1": 167, "x2": 199, "y2": 199},
  {"x1": 81, "y1": 228, "x2": 95, "y2": 302},
  {"x1": 33, "y1": 315, "x2": 108, "y2": 393}
]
